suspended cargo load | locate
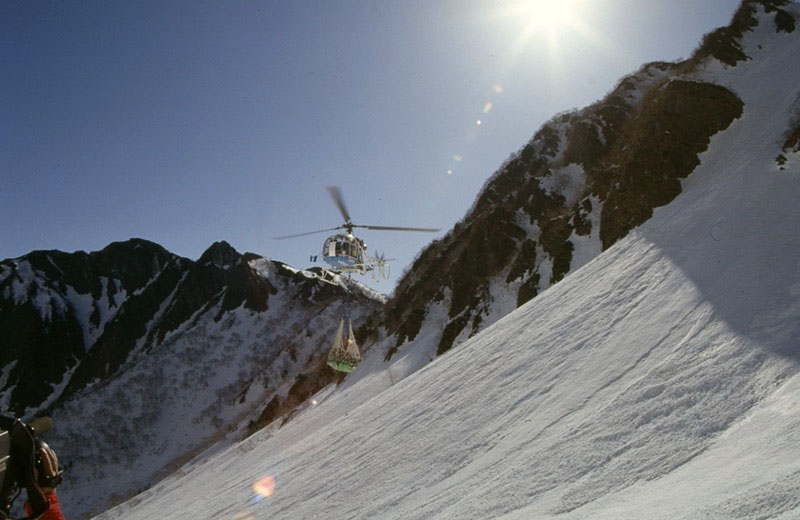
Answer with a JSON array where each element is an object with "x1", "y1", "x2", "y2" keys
[{"x1": 326, "y1": 318, "x2": 362, "y2": 373}]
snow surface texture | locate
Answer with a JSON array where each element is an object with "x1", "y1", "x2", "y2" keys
[{"x1": 94, "y1": 6, "x2": 800, "y2": 519}]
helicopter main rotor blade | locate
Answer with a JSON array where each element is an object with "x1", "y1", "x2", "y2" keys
[
  {"x1": 326, "y1": 185, "x2": 352, "y2": 224},
  {"x1": 356, "y1": 225, "x2": 440, "y2": 233},
  {"x1": 272, "y1": 227, "x2": 343, "y2": 240}
]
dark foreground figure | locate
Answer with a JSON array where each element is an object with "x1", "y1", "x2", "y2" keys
[{"x1": 0, "y1": 416, "x2": 65, "y2": 520}]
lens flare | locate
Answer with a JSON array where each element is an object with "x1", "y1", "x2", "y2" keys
[
  {"x1": 482, "y1": 102, "x2": 493, "y2": 114},
  {"x1": 453, "y1": 155, "x2": 462, "y2": 162},
  {"x1": 253, "y1": 475, "x2": 276, "y2": 497},
  {"x1": 475, "y1": 120, "x2": 482, "y2": 126},
  {"x1": 493, "y1": 84, "x2": 504, "y2": 94},
  {"x1": 311, "y1": 399, "x2": 318, "y2": 406},
  {"x1": 447, "y1": 169, "x2": 453, "y2": 175}
]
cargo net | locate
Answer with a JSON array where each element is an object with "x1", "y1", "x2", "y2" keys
[{"x1": 326, "y1": 318, "x2": 362, "y2": 372}]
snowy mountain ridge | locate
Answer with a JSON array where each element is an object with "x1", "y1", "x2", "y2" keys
[
  {"x1": 95, "y1": 1, "x2": 800, "y2": 518},
  {"x1": 0, "y1": 239, "x2": 384, "y2": 517}
]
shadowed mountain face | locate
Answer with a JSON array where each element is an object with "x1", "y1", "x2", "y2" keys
[
  {"x1": 381, "y1": 73, "x2": 744, "y2": 358},
  {"x1": 0, "y1": 239, "x2": 185, "y2": 414},
  {"x1": 379, "y1": 1, "x2": 794, "y2": 360},
  {"x1": 0, "y1": 239, "x2": 381, "y2": 417}
]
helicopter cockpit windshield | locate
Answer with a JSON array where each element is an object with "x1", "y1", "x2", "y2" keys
[{"x1": 323, "y1": 234, "x2": 364, "y2": 267}]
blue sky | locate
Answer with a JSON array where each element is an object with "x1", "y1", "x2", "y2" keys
[{"x1": 1, "y1": 0, "x2": 742, "y2": 290}]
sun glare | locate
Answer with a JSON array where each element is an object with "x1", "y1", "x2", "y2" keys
[
  {"x1": 512, "y1": 0, "x2": 577, "y2": 30},
  {"x1": 486, "y1": 0, "x2": 612, "y2": 80},
  {"x1": 505, "y1": 0, "x2": 580, "y2": 46},
  {"x1": 494, "y1": 0, "x2": 591, "y2": 56}
]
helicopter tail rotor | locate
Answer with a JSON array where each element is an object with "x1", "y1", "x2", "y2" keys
[{"x1": 375, "y1": 251, "x2": 393, "y2": 280}]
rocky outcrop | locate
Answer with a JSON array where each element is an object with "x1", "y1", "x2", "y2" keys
[
  {"x1": 595, "y1": 80, "x2": 744, "y2": 248},
  {"x1": 690, "y1": 0, "x2": 794, "y2": 67}
]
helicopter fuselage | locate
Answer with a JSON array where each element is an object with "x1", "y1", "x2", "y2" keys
[{"x1": 322, "y1": 233, "x2": 367, "y2": 269}]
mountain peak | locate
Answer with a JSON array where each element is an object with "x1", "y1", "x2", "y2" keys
[
  {"x1": 98, "y1": 237, "x2": 165, "y2": 254},
  {"x1": 198, "y1": 240, "x2": 241, "y2": 269}
]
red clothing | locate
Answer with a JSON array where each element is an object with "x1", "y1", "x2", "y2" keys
[{"x1": 24, "y1": 490, "x2": 66, "y2": 520}]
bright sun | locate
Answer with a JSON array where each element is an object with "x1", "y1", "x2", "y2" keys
[
  {"x1": 494, "y1": 0, "x2": 588, "y2": 54},
  {"x1": 481, "y1": 0, "x2": 612, "y2": 96},
  {"x1": 514, "y1": 0, "x2": 578, "y2": 30}
]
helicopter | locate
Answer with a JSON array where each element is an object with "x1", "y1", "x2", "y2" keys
[{"x1": 273, "y1": 186, "x2": 439, "y2": 279}]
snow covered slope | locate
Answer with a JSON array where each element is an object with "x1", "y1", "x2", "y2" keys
[{"x1": 93, "y1": 3, "x2": 800, "y2": 519}]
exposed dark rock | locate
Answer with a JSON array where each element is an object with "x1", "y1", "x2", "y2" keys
[
  {"x1": 217, "y1": 261, "x2": 277, "y2": 317},
  {"x1": 783, "y1": 122, "x2": 800, "y2": 152},
  {"x1": 516, "y1": 272, "x2": 541, "y2": 308},
  {"x1": 198, "y1": 241, "x2": 240, "y2": 269},
  {"x1": 691, "y1": 2, "x2": 759, "y2": 67},
  {"x1": 438, "y1": 314, "x2": 470, "y2": 356},
  {"x1": 563, "y1": 119, "x2": 605, "y2": 167},
  {"x1": 0, "y1": 293, "x2": 84, "y2": 415},
  {"x1": 776, "y1": 117, "x2": 800, "y2": 169},
  {"x1": 596, "y1": 81, "x2": 743, "y2": 248},
  {"x1": 247, "y1": 395, "x2": 281, "y2": 434},
  {"x1": 572, "y1": 198, "x2": 594, "y2": 237},
  {"x1": 689, "y1": 1, "x2": 793, "y2": 67},
  {"x1": 0, "y1": 239, "x2": 185, "y2": 414},
  {"x1": 775, "y1": 8, "x2": 796, "y2": 32},
  {"x1": 507, "y1": 239, "x2": 538, "y2": 284},
  {"x1": 62, "y1": 257, "x2": 189, "y2": 398}
]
